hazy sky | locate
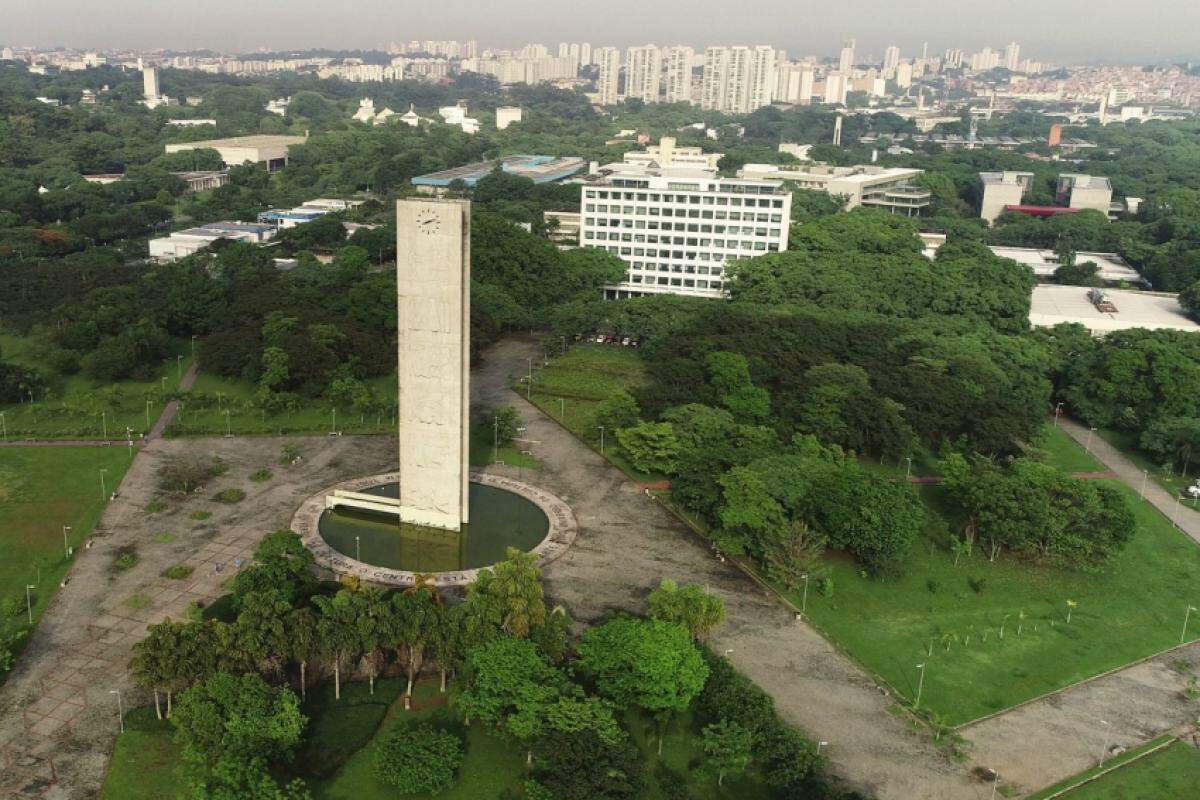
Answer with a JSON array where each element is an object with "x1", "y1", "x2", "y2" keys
[{"x1": 6, "y1": 0, "x2": 1199, "y2": 64}]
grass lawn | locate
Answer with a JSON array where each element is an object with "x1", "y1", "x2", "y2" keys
[
  {"x1": 0, "y1": 330, "x2": 192, "y2": 440},
  {"x1": 312, "y1": 680, "x2": 524, "y2": 800},
  {"x1": 1096, "y1": 427, "x2": 1200, "y2": 506},
  {"x1": 167, "y1": 373, "x2": 397, "y2": 437},
  {"x1": 0, "y1": 446, "x2": 132, "y2": 667},
  {"x1": 1058, "y1": 740, "x2": 1200, "y2": 799},
  {"x1": 526, "y1": 344, "x2": 661, "y2": 481},
  {"x1": 1031, "y1": 426, "x2": 1107, "y2": 473},
  {"x1": 789, "y1": 472, "x2": 1200, "y2": 726},
  {"x1": 99, "y1": 707, "x2": 183, "y2": 800}
]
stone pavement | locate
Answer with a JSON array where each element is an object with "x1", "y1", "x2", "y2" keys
[
  {"x1": 1058, "y1": 416, "x2": 1200, "y2": 545},
  {"x1": 0, "y1": 435, "x2": 394, "y2": 800}
]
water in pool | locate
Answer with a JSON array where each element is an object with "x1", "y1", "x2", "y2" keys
[{"x1": 318, "y1": 482, "x2": 549, "y2": 572}]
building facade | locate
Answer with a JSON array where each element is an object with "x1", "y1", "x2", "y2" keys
[
  {"x1": 625, "y1": 44, "x2": 662, "y2": 103},
  {"x1": 594, "y1": 47, "x2": 621, "y2": 105},
  {"x1": 579, "y1": 170, "x2": 791, "y2": 299}
]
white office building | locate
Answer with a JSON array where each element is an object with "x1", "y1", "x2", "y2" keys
[
  {"x1": 594, "y1": 47, "x2": 621, "y2": 105},
  {"x1": 1004, "y1": 41, "x2": 1021, "y2": 71},
  {"x1": 838, "y1": 39, "x2": 856, "y2": 72},
  {"x1": 883, "y1": 45, "x2": 901, "y2": 73},
  {"x1": 579, "y1": 166, "x2": 792, "y2": 299},
  {"x1": 663, "y1": 46, "x2": 695, "y2": 104},
  {"x1": 621, "y1": 137, "x2": 723, "y2": 172},
  {"x1": 625, "y1": 44, "x2": 662, "y2": 103}
]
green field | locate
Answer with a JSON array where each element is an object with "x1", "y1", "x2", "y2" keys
[
  {"x1": 0, "y1": 331, "x2": 192, "y2": 440},
  {"x1": 526, "y1": 344, "x2": 657, "y2": 480},
  {"x1": 528, "y1": 347, "x2": 1200, "y2": 726},
  {"x1": 0, "y1": 446, "x2": 132, "y2": 669},
  {"x1": 166, "y1": 372, "x2": 397, "y2": 437},
  {"x1": 1055, "y1": 740, "x2": 1200, "y2": 799},
  {"x1": 101, "y1": 676, "x2": 773, "y2": 800}
]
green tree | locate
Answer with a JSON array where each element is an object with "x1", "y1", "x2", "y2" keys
[
  {"x1": 373, "y1": 724, "x2": 463, "y2": 795},
  {"x1": 532, "y1": 730, "x2": 644, "y2": 800},
  {"x1": 615, "y1": 421, "x2": 679, "y2": 474},
  {"x1": 701, "y1": 721, "x2": 753, "y2": 786},
  {"x1": 229, "y1": 530, "x2": 314, "y2": 607},
  {"x1": 485, "y1": 406, "x2": 522, "y2": 446},
  {"x1": 647, "y1": 579, "x2": 726, "y2": 641},
  {"x1": 576, "y1": 617, "x2": 709, "y2": 754},
  {"x1": 595, "y1": 390, "x2": 640, "y2": 432},
  {"x1": 172, "y1": 672, "x2": 305, "y2": 769}
]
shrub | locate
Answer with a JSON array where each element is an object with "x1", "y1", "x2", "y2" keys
[
  {"x1": 190, "y1": 510, "x2": 212, "y2": 521},
  {"x1": 533, "y1": 730, "x2": 644, "y2": 800},
  {"x1": 216, "y1": 488, "x2": 245, "y2": 504},
  {"x1": 249, "y1": 468, "x2": 272, "y2": 483},
  {"x1": 162, "y1": 564, "x2": 194, "y2": 580},
  {"x1": 145, "y1": 499, "x2": 167, "y2": 514},
  {"x1": 114, "y1": 547, "x2": 138, "y2": 571},
  {"x1": 374, "y1": 723, "x2": 463, "y2": 795},
  {"x1": 158, "y1": 458, "x2": 213, "y2": 493}
]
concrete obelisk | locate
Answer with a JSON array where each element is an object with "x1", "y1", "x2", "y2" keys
[{"x1": 395, "y1": 198, "x2": 471, "y2": 530}]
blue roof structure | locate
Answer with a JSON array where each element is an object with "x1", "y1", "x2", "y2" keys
[{"x1": 412, "y1": 155, "x2": 585, "y2": 188}]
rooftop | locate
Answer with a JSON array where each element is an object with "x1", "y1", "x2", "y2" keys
[
  {"x1": 412, "y1": 155, "x2": 585, "y2": 187},
  {"x1": 989, "y1": 246, "x2": 1144, "y2": 283},
  {"x1": 1030, "y1": 285, "x2": 1198, "y2": 333},
  {"x1": 166, "y1": 134, "x2": 308, "y2": 149}
]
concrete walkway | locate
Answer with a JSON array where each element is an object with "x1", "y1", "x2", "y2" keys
[
  {"x1": 1058, "y1": 416, "x2": 1200, "y2": 544},
  {"x1": 474, "y1": 338, "x2": 982, "y2": 800}
]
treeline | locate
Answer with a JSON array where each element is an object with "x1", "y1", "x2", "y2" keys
[{"x1": 131, "y1": 532, "x2": 848, "y2": 799}]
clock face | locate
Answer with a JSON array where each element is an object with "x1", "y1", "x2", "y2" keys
[{"x1": 416, "y1": 210, "x2": 441, "y2": 235}]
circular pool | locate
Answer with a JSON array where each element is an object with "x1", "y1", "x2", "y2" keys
[
  {"x1": 319, "y1": 481, "x2": 548, "y2": 572},
  {"x1": 291, "y1": 471, "x2": 578, "y2": 587}
]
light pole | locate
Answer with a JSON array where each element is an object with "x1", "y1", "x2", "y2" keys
[
  {"x1": 176, "y1": 354, "x2": 182, "y2": 382},
  {"x1": 597, "y1": 425, "x2": 605, "y2": 454},
  {"x1": 905, "y1": 457, "x2": 913, "y2": 481},
  {"x1": 1182, "y1": 605, "x2": 1197, "y2": 644},
  {"x1": 493, "y1": 416, "x2": 499, "y2": 463},
  {"x1": 160, "y1": 376, "x2": 167, "y2": 393},
  {"x1": 62, "y1": 525, "x2": 72, "y2": 559},
  {"x1": 145, "y1": 399, "x2": 151, "y2": 430},
  {"x1": 526, "y1": 358, "x2": 533, "y2": 400},
  {"x1": 1173, "y1": 494, "x2": 1182, "y2": 528},
  {"x1": 1085, "y1": 426, "x2": 1096, "y2": 454},
  {"x1": 355, "y1": 536, "x2": 361, "y2": 561},
  {"x1": 559, "y1": 397, "x2": 565, "y2": 420},
  {"x1": 225, "y1": 410, "x2": 232, "y2": 438},
  {"x1": 1054, "y1": 401, "x2": 1064, "y2": 427},
  {"x1": 99, "y1": 468, "x2": 108, "y2": 501},
  {"x1": 101, "y1": 410, "x2": 107, "y2": 440},
  {"x1": 25, "y1": 584, "x2": 35, "y2": 624},
  {"x1": 559, "y1": 334, "x2": 566, "y2": 355},
  {"x1": 800, "y1": 573, "x2": 810, "y2": 620},
  {"x1": 190, "y1": 334, "x2": 196, "y2": 360},
  {"x1": 331, "y1": 408, "x2": 336, "y2": 433},
  {"x1": 817, "y1": 740, "x2": 829, "y2": 756},
  {"x1": 914, "y1": 663, "x2": 926, "y2": 709},
  {"x1": 1141, "y1": 469, "x2": 1148, "y2": 499},
  {"x1": 1099, "y1": 720, "x2": 1111, "y2": 766},
  {"x1": 110, "y1": 689, "x2": 125, "y2": 734}
]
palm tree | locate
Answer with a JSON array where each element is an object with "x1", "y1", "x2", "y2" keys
[
  {"x1": 428, "y1": 604, "x2": 460, "y2": 693},
  {"x1": 287, "y1": 607, "x2": 318, "y2": 701},
  {"x1": 235, "y1": 591, "x2": 292, "y2": 678},
  {"x1": 315, "y1": 591, "x2": 361, "y2": 701},
  {"x1": 131, "y1": 620, "x2": 185, "y2": 719},
  {"x1": 355, "y1": 587, "x2": 391, "y2": 695},
  {"x1": 394, "y1": 591, "x2": 438, "y2": 700}
]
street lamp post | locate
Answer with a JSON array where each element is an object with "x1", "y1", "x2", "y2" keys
[
  {"x1": 526, "y1": 358, "x2": 533, "y2": 400},
  {"x1": 817, "y1": 740, "x2": 829, "y2": 756},
  {"x1": 190, "y1": 334, "x2": 196, "y2": 360},
  {"x1": 99, "y1": 468, "x2": 108, "y2": 501},
  {"x1": 355, "y1": 536, "x2": 361, "y2": 561},
  {"x1": 1141, "y1": 469, "x2": 1148, "y2": 499},
  {"x1": 1099, "y1": 720, "x2": 1111, "y2": 766},
  {"x1": 905, "y1": 457, "x2": 913, "y2": 481},
  {"x1": 63, "y1": 525, "x2": 72, "y2": 559},
  {"x1": 1054, "y1": 401, "x2": 1064, "y2": 427},
  {"x1": 225, "y1": 410, "x2": 232, "y2": 438},
  {"x1": 1085, "y1": 426, "x2": 1096, "y2": 454},
  {"x1": 914, "y1": 663, "x2": 926, "y2": 709},
  {"x1": 145, "y1": 399, "x2": 151, "y2": 430},
  {"x1": 160, "y1": 376, "x2": 167, "y2": 393},
  {"x1": 176, "y1": 355, "x2": 182, "y2": 382},
  {"x1": 597, "y1": 425, "x2": 605, "y2": 455},
  {"x1": 25, "y1": 584, "x2": 35, "y2": 624},
  {"x1": 110, "y1": 689, "x2": 124, "y2": 734},
  {"x1": 1182, "y1": 605, "x2": 1198, "y2": 644},
  {"x1": 800, "y1": 573, "x2": 810, "y2": 620},
  {"x1": 559, "y1": 397, "x2": 565, "y2": 420},
  {"x1": 101, "y1": 410, "x2": 107, "y2": 440}
]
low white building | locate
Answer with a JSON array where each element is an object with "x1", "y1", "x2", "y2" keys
[
  {"x1": 496, "y1": 106, "x2": 523, "y2": 130},
  {"x1": 1057, "y1": 174, "x2": 1113, "y2": 214},
  {"x1": 579, "y1": 165, "x2": 791, "y2": 299},
  {"x1": 621, "y1": 137, "x2": 722, "y2": 173},
  {"x1": 257, "y1": 198, "x2": 364, "y2": 229},
  {"x1": 739, "y1": 163, "x2": 930, "y2": 215},
  {"x1": 164, "y1": 134, "x2": 308, "y2": 171},
  {"x1": 979, "y1": 171, "x2": 1034, "y2": 223},
  {"x1": 149, "y1": 222, "x2": 275, "y2": 262}
]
